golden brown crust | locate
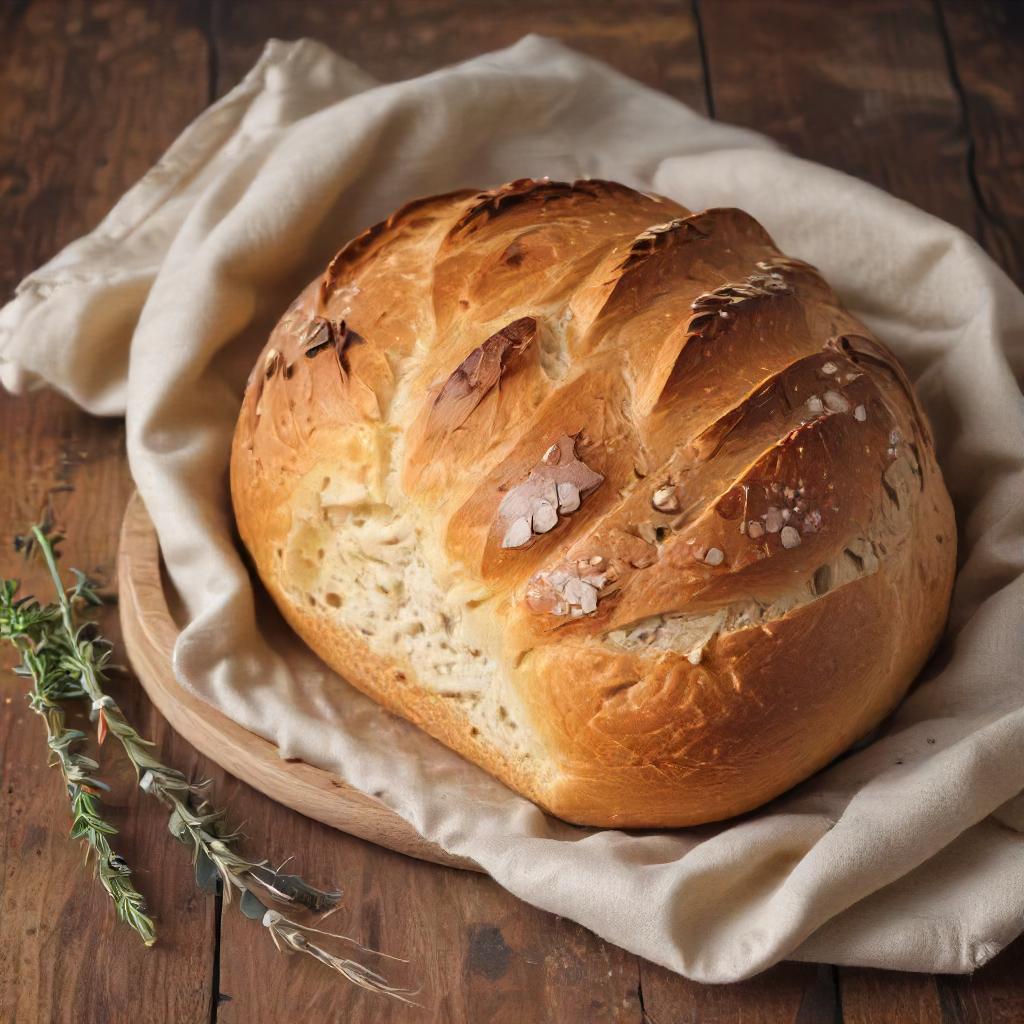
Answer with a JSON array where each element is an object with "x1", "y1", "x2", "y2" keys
[{"x1": 230, "y1": 179, "x2": 956, "y2": 828}]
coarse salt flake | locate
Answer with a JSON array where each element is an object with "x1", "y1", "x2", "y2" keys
[{"x1": 823, "y1": 390, "x2": 850, "y2": 413}]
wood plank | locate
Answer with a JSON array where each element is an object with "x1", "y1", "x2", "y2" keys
[
  {"x1": 214, "y1": 773, "x2": 643, "y2": 1023},
  {"x1": 640, "y1": 960, "x2": 840, "y2": 1024},
  {"x1": 936, "y1": 937, "x2": 1024, "y2": 1024},
  {"x1": 697, "y1": 0, "x2": 977, "y2": 236},
  {"x1": 0, "y1": 390, "x2": 215, "y2": 1024},
  {"x1": 0, "y1": 2, "x2": 215, "y2": 1022},
  {"x1": 842, "y1": 939, "x2": 1024, "y2": 1024},
  {"x1": 840, "y1": 969, "x2": 945, "y2": 1024},
  {"x1": 699, "y1": 0, "x2": 1024, "y2": 1018},
  {"x1": 0, "y1": 0, "x2": 211, "y2": 291},
  {"x1": 655, "y1": 1, "x2": 939, "y2": 1018},
  {"x1": 3, "y1": 3, "x2": 1020, "y2": 1023},
  {"x1": 206, "y1": 4, "x2": 698, "y2": 1020},
  {"x1": 209, "y1": 0, "x2": 707, "y2": 110},
  {"x1": 936, "y1": 0, "x2": 1024, "y2": 286}
]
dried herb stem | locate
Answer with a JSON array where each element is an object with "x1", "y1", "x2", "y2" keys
[
  {"x1": 30, "y1": 531, "x2": 340, "y2": 905},
  {"x1": 261, "y1": 909, "x2": 417, "y2": 1004},
  {"x1": 0, "y1": 579, "x2": 156, "y2": 946},
  {"x1": 25, "y1": 526, "x2": 415, "y2": 1002}
]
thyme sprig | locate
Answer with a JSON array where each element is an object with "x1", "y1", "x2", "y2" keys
[
  {"x1": 8, "y1": 525, "x2": 416, "y2": 1002},
  {"x1": 29, "y1": 528, "x2": 347, "y2": 913},
  {"x1": 0, "y1": 579, "x2": 156, "y2": 945}
]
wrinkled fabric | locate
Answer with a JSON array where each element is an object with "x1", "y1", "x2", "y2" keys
[{"x1": 2, "y1": 37, "x2": 1022, "y2": 982}]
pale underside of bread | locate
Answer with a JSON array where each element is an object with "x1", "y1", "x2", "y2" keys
[{"x1": 230, "y1": 179, "x2": 957, "y2": 828}]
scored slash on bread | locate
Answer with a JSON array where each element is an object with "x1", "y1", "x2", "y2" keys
[{"x1": 230, "y1": 178, "x2": 956, "y2": 828}]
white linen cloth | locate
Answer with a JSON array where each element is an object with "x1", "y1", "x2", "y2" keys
[{"x1": 2, "y1": 36, "x2": 1022, "y2": 982}]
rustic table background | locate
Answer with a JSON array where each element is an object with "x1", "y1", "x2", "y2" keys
[{"x1": 2, "y1": 2, "x2": 1022, "y2": 1022}]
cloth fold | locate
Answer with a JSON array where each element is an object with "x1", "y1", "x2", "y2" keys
[{"x1": 2, "y1": 36, "x2": 1022, "y2": 982}]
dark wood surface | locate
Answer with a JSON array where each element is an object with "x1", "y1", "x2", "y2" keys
[{"x1": 1, "y1": 2, "x2": 1021, "y2": 1021}]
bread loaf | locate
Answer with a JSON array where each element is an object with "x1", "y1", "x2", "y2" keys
[{"x1": 230, "y1": 178, "x2": 956, "y2": 828}]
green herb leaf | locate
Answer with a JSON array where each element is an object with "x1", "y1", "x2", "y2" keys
[
  {"x1": 250, "y1": 866, "x2": 343, "y2": 914},
  {"x1": 7, "y1": 522, "x2": 412, "y2": 994},
  {"x1": 240, "y1": 888, "x2": 267, "y2": 920},
  {"x1": 195, "y1": 850, "x2": 220, "y2": 894},
  {"x1": 1, "y1": 559, "x2": 156, "y2": 947}
]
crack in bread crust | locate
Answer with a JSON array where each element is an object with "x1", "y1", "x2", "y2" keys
[{"x1": 603, "y1": 531, "x2": 884, "y2": 665}]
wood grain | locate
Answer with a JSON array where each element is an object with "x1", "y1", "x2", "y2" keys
[
  {"x1": 936, "y1": 0, "x2": 1024, "y2": 286},
  {"x1": 209, "y1": 0, "x2": 707, "y2": 110},
  {"x1": 640, "y1": 960, "x2": 840, "y2": 1024},
  {"x1": 0, "y1": 0, "x2": 210, "y2": 293},
  {"x1": 0, "y1": 3, "x2": 218, "y2": 1021},
  {"x1": 205, "y1": 5, "x2": 696, "y2": 1022},
  {"x1": 697, "y1": 5, "x2": 1024, "y2": 1022},
  {"x1": 697, "y1": 0, "x2": 977, "y2": 236},
  {"x1": 215, "y1": 784, "x2": 644, "y2": 1023},
  {"x1": 2, "y1": 1, "x2": 1023, "y2": 1022},
  {"x1": 672, "y1": 3, "x2": 973, "y2": 1017},
  {"x1": 117, "y1": 493, "x2": 477, "y2": 872},
  {"x1": 0, "y1": 389, "x2": 216, "y2": 1024},
  {"x1": 935, "y1": 938, "x2": 1024, "y2": 1024},
  {"x1": 840, "y1": 970, "x2": 945, "y2": 1024}
]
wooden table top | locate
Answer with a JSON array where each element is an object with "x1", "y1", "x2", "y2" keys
[{"x1": 2, "y1": 2, "x2": 1022, "y2": 1022}]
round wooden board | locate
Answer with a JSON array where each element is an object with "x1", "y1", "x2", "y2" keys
[{"x1": 117, "y1": 491, "x2": 480, "y2": 873}]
